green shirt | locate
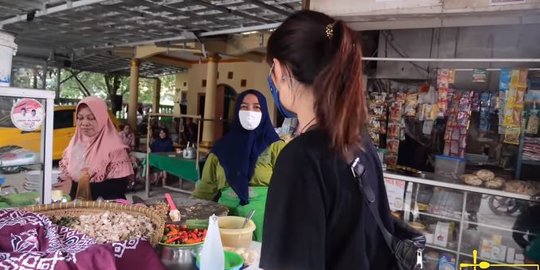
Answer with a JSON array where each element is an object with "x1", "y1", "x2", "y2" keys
[{"x1": 192, "y1": 140, "x2": 286, "y2": 200}]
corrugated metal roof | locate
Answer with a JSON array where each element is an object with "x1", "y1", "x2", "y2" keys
[{"x1": 1, "y1": 0, "x2": 301, "y2": 76}]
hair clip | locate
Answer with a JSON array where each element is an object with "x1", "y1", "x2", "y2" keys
[{"x1": 325, "y1": 23, "x2": 334, "y2": 40}]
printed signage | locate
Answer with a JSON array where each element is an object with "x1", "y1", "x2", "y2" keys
[{"x1": 10, "y1": 98, "x2": 44, "y2": 132}]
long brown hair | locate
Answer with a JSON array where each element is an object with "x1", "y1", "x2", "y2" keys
[{"x1": 267, "y1": 10, "x2": 366, "y2": 159}]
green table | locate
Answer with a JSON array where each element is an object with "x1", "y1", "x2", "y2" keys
[
  {"x1": 144, "y1": 152, "x2": 201, "y2": 197},
  {"x1": 147, "y1": 152, "x2": 199, "y2": 182}
]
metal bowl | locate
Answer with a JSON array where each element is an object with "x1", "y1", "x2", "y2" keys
[{"x1": 158, "y1": 244, "x2": 201, "y2": 270}]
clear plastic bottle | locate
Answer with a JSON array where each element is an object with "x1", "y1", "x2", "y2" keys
[
  {"x1": 200, "y1": 214, "x2": 224, "y2": 270},
  {"x1": 75, "y1": 169, "x2": 92, "y2": 201}
]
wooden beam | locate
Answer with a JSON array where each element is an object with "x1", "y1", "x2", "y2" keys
[
  {"x1": 135, "y1": 45, "x2": 168, "y2": 59},
  {"x1": 197, "y1": 33, "x2": 271, "y2": 60},
  {"x1": 235, "y1": 52, "x2": 265, "y2": 63},
  {"x1": 135, "y1": 43, "x2": 200, "y2": 59},
  {"x1": 145, "y1": 55, "x2": 193, "y2": 69},
  {"x1": 111, "y1": 48, "x2": 134, "y2": 59}
]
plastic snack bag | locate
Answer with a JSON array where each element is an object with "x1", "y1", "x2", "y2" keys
[
  {"x1": 526, "y1": 105, "x2": 539, "y2": 135},
  {"x1": 504, "y1": 126, "x2": 521, "y2": 145},
  {"x1": 499, "y1": 68, "x2": 511, "y2": 92},
  {"x1": 405, "y1": 93, "x2": 419, "y2": 117}
]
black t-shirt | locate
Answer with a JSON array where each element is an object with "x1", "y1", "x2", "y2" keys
[{"x1": 260, "y1": 129, "x2": 395, "y2": 270}]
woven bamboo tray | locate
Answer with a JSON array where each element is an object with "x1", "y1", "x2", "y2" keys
[{"x1": 22, "y1": 201, "x2": 165, "y2": 246}]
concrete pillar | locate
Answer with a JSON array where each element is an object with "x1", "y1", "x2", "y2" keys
[
  {"x1": 128, "y1": 59, "x2": 140, "y2": 131},
  {"x1": 201, "y1": 53, "x2": 221, "y2": 148},
  {"x1": 152, "y1": 78, "x2": 161, "y2": 114}
]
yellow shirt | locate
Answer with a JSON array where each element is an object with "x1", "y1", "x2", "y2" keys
[{"x1": 192, "y1": 140, "x2": 286, "y2": 200}]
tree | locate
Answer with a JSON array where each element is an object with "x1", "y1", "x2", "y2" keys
[
  {"x1": 12, "y1": 67, "x2": 176, "y2": 107},
  {"x1": 160, "y1": 74, "x2": 177, "y2": 106},
  {"x1": 104, "y1": 73, "x2": 128, "y2": 113}
]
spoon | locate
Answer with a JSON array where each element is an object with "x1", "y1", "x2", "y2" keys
[
  {"x1": 165, "y1": 193, "x2": 181, "y2": 222},
  {"x1": 240, "y1": 209, "x2": 255, "y2": 229}
]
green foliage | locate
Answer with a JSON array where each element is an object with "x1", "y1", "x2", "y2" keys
[
  {"x1": 12, "y1": 68, "x2": 176, "y2": 105},
  {"x1": 160, "y1": 74, "x2": 177, "y2": 106}
]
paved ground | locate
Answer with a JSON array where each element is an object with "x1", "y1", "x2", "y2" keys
[{"x1": 2, "y1": 167, "x2": 195, "y2": 202}]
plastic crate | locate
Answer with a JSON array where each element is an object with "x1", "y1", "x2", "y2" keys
[{"x1": 435, "y1": 155, "x2": 466, "y2": 179}]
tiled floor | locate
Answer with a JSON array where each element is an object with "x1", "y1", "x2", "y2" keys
[{"x1": 126, "y1": 177, "x2": 196, "y2": 202}]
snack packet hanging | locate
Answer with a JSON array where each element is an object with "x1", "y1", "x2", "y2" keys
[{"x1": 504, "y1": 126, "x2": 521, "y2": 145}]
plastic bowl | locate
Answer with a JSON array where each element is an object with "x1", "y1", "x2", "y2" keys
[
  {"x1": 218, "y1": 216, "x2": 256, "y2": 249},
  {"x1": 195, "y1": 250, "x2": 244, "y2": 270}
]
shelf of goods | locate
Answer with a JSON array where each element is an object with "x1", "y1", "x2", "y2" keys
[
  {"x1": 384, "y1": 172, "x2": 539, "y2": 270},
  {"x1": 515, "y1": 79, "x2": 540, "y2": 180},
  {"x1": 0, "y1": 87, "x2": 55, "y2": 205}
]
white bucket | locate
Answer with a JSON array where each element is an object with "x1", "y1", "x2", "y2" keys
[{"x1": 0, "y1": 31, "x2": 17, "y2": 87}]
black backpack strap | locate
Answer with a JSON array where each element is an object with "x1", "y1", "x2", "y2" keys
[{"x1": 350, "y1": 157, "x2": 394, "y2": 252}]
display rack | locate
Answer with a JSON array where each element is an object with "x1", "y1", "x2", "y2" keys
[
  {"x1": 0, "y1": 86, "x2": 55, "y2": 204},
  {"x1": 515, "y1": 79, "x2": 540, "y2": 180},
  {"x1": 384, "y1": 172, "x2": 539, "y2": 269}
]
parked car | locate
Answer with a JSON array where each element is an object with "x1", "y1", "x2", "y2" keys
[{"x1": 0, "y1": 105, "x2": 120, "y2": 173}]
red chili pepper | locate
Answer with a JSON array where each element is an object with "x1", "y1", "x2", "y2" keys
[
  {"x1": 165, "y1": 235, "x2": 182, "y2": 244},
  {"x1": 185, "y1": 238, "x2": 201, "y2": 244}
]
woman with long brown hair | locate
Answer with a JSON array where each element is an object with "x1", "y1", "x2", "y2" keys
[{"x1": 261, "y1": 10, "x2": 395, "y2": 269}]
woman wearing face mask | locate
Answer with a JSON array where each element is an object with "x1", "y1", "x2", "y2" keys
[
  {"x1": 54, "y1": 97, "x2": 133, "y2": 200},
  {"x1": 192, "y1": 89, "x2": 285, "y2": 241},
  {"x1": 261, "y1": 10, "x2": 394, "y2": 269}
]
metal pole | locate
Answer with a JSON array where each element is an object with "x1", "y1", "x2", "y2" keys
[
  {"x1": 42, "y1": 61, "x2": 48, "y2": 90},
  {"x1": 361, "y1": 57, "x2": 540, "y2": 63},
  {"x1": 56, "y1": 68, "x2": 61, "y2": 100},
  {"x1": 453, "y1": 68, "x2": 540, "y2": 71},
  {"x1": 128, "y1": 59, "x2": 140, "y2": 131},
  {"x1": 145, "y1": 115, "x2": 151, "y2": 199},
  {"x1": 200, "y1": 23, "x2": 281, "y2": 37},
  {"x1": 42, "y1": 97, "x2": 55, "y2": 203}
]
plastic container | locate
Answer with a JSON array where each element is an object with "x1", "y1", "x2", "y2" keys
[
  {"x1": 196, "y1": 250, "x2": 244, "y2": 270},
  {"x1": 218, "y1": 216, "x2": 256, "y2": 249},
  {"x1": 200, "y1": 214, "x2": 224, "y2": 270},
  {"x1": 0, "y1": 31, "x2": 17, "y2": 87},
  {"x1": 434, "y1": 155, "x2": 465, "y2": 180}
]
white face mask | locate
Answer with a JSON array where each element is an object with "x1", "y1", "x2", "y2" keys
[{"x1": 238, "y1": 110, "x2": 262, "y2": 131}]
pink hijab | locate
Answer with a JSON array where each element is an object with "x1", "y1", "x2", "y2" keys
[{"x1": 60, "y1": 97, "x2": 133, "y2": 183}]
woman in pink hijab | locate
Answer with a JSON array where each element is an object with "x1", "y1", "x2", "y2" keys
[{"x1": 54, "y1": 96, "x2": 133, "y2": 200}]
